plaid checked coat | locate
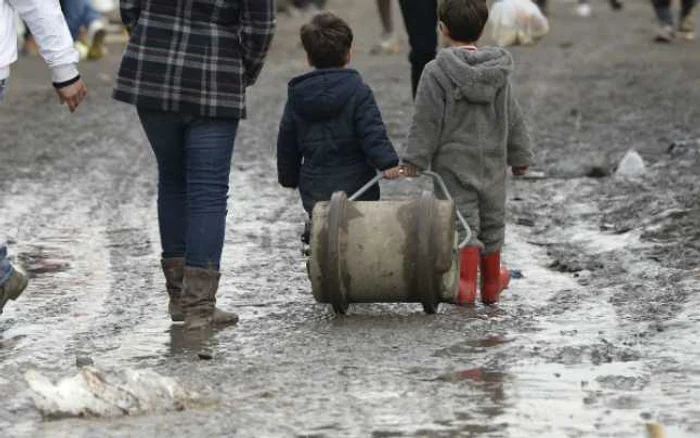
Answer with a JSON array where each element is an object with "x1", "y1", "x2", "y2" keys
[{"x1": 113, "y1": 0, "x2": 275, "y2": 119}]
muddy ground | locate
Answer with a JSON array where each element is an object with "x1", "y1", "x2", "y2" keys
[{"x1": 1, "y1": 0, "x2": 699, "y2": 437}]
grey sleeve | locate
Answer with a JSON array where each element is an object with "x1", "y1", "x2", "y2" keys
[
  {"x1": 506, "y1": 83, "x2": 534, "y2": 168},
  {"x1": 402, "y1": 65, "x2": 444, "y2": 170}
]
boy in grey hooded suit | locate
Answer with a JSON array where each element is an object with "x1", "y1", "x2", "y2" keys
[{"x1": 402, "y1": 0, "x2": 533, "y2": 306}]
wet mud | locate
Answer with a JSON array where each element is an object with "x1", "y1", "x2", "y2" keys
[{"x1": 1, "y1": 1, "x2": 699, "y2": 437}]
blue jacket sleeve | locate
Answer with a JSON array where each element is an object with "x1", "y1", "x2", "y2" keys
[
  {"x1": 353, "y1": 83, "x2": 400, "y2": 171},
  {"x1": 277, "y1": 100, "x2": 302, "y2": 188}
]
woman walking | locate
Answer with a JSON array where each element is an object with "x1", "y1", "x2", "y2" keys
[{"x1": 113, "y1": 1, "x2": 275, "y2": 331}]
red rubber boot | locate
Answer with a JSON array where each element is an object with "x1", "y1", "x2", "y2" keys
[
  {"x1": 480, "y1": 251, "x2": 510, "y2": 305},
  {"x1": 457, "y1": 247, "x2": 480, "y2": 305}
]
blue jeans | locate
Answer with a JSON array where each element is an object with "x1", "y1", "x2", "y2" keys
[
  {"x1": 60, "y1": 0, "x2": 102, "y2": 39},
  {"x1": 0, "y1": 244, "x2": 13, "y2": 287},
  {"x1": 0, "y1": 79, "x2": 6, "y2": 102},
  {"x1": 653, "y1": 0, "x2": 697, "y2": 25},
  {"x1": 137, "y1": 108, "x2": 239, "y2": 271}
]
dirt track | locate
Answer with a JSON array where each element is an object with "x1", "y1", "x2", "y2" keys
[{"x1": 1, "y1": 1, "x2": 699, "y2": 437}]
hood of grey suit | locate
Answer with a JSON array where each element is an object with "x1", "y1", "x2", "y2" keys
[{"x1": 435, "y1": 46, "x2": 514, "y2": 103}]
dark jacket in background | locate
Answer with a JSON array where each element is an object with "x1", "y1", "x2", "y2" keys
[
  {"x1": 277, "y1": 69, "x2": 399, "y2": 214},
  {"x1": 114, "y1": 0, "x2": 275, "y2": 119}
]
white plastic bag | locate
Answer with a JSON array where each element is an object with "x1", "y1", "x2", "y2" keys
[
  {"x1": 488, "y1": 0, "x2": 550, "y2": 47},
  {"x1": 92, "y1": 0, "x2": 117, "y2": 13}
]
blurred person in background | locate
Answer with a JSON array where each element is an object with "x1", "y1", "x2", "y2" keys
[
  {"x1": 278, "y1": 0, "x2": 326, "y2": 15},
  {"x1": 398, "y1": 0, "x2": 438, "y2": 97},
  {"x1": 370, "y1": 0, "x2": 401, "y2": 55},
  {"x1": 535, "y1": 0, "x2": 622, "y2": 17},
  {"x1": 60, "y1": 0, "x2": 107, "y2": 60},
  {"x1": 19, "y1": 0, "x2": 107, "y2": 60},
  {"x1": 1, "y1": 0, "x2": 88, "y2": 315},
  {"x1": 653, "y1": 0, "x2": 696, "y2": 42}
]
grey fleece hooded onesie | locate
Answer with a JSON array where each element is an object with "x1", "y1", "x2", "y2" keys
[{"x1": 403, "y1": 46, "x2": 533, "y2": 253}]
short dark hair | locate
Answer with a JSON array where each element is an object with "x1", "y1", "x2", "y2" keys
[
  {"x1": 438, "y1": 0, "x2": 489, "y2": 43},
  {"x1": 300, "y1": 12, "x2": 353, "y2": 69}
]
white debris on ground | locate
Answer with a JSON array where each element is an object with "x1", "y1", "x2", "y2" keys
[
  {"x1": 24, "y1": 366, "x2": 199, "y2": 419},
  {"x1": 615, "y1": 149, "x2": 646, "y2": 177}
]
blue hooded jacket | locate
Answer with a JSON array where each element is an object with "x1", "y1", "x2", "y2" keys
[{"x1": 277, "y1": 68, "x2": 399, "y2": 214}]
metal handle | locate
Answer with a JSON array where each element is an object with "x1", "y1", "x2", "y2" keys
[{"x1": 347, "y1": 171, "x2": 472, "y2": 249}]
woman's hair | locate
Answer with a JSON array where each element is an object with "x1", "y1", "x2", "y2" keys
[
  {"x1": 438, "y1": 0, "x2": 489, "y2": 43},
  {"x1": 300, "y1": 12, "x2": 354, "y2": 68}
]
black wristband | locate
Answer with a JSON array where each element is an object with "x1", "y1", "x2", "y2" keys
[{"x1": 53, "y1": 75, "x2": 81, "y2": 89}]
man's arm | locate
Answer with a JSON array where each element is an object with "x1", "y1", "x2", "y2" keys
[
  {"x1": 8, "y1": 0, "x2": 79, "y2": 85},
  {"x1": 240, "y1": 0, "x2": 276, "y2": 86},
  {"x1": 9, "y1": 0, "x2": 86, "y2": 111}
]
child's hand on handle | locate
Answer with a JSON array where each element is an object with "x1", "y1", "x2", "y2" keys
[
  {"x1": 383, "y1": 166, "x2": 403, "y2": 180},
  {"x1": 400, "y1": 164, "x2": 420, "y2": 177},
  {"x1": 512, "y1": 166, "x2": 528, "y2": 176},
  {"x1": 383, "y1": 164, "x2": 420, "y2": 179}
]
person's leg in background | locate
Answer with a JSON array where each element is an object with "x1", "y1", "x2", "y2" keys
[
  {"x1": 679, "y1": 0, "x2": 697, "y2": 40},
  {"x1": 652, "y1": 0, "x2": 676, "y2": 42},
  {"x1": 610, "y1": 0, "x2": 624, "y2": 10},
  {"x1": 60, "y1": 0, "x2": 107, "y2": 60},
  {"x1": 398, "y1": 0, "x2": 438, "y2": 98},
  {"x1": 371, "y1": 0, "x2": 400, "y2": 55},
  {"x1": 137, "y1": 109, "x2": 189, "y2": 322},
  {"x1": 180, "y1": 116, "x2": 240, "y2": 331}
]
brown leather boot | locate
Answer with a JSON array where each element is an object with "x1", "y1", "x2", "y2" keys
[
  {"x1": 161, "y1": 258, "x2": 185, "y2": 322},
  {"x1": 181, "y1": 266, "x2": 239, "y2": 331}
]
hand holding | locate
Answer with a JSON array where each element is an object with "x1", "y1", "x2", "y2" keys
[
  {"x1": 400, "y1": 164, "x2": 420, "y2": 177},
  {"x1": 56, "y1": 79, "x2": 88, "y2": 113},
  {"x1": 383, "y1": 166, "x2": 403, "y2": 180}
]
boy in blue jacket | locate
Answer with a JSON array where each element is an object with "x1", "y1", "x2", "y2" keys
[{"x1": 277, "y1": 12, "x2": 401, "y2": 222}]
